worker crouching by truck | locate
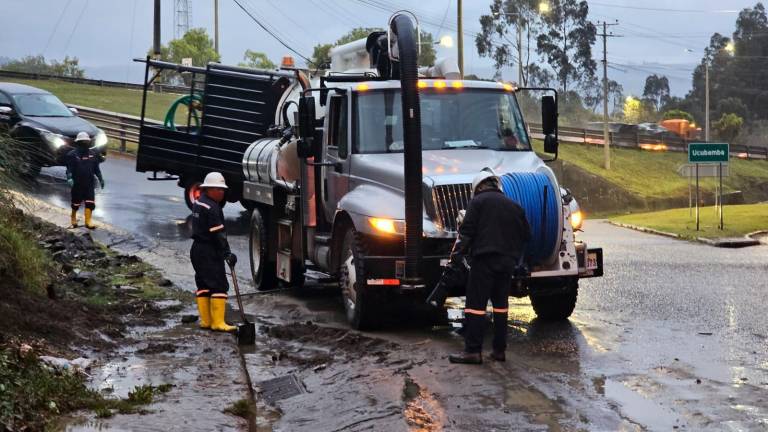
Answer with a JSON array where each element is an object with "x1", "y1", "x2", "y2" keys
[
  {"x1": 437, "y1": 169, "x2": 532, "y2": 365},
  {"x1": 66, "y1": 132, "x2": 105, "y2": 229},
  {"x1": 191, "y1": 172, "x2": 238, "y2": 332}
]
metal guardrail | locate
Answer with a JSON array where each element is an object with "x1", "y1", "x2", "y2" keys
[
  {"x1": 71, "y1": 105, "x2": 160, "y2": 153},
  {"x1": 0, "y1": 69, "x2": 189, "y2": 94},
  {"x1": 528, "y1": 124, "x2": 768, "y2": 160}
]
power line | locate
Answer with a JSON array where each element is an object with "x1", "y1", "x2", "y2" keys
[
  {"x1": 62, "y1": 0, "x2": 89, "y2": 55},
  {"x1": 231, "y1": 0, "x2": 313, "y2": 65},
  {"x1": 590, "y1": 2, "x2": 739, "y2": 14},
  {"x1": 42, "y1": 0, "x2": 74, "y2": 55}
]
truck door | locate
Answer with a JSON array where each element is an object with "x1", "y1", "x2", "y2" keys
[{"x1": 321, "y1": 94, "x2": 350, "y2": 222}]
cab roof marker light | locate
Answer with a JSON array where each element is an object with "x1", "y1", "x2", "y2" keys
[
  {"x1": 357, "y1": 83, "x2": 370, "y2": 91},
  {"x1": 417, "y1": 80, "x2": 429, "y2": 88},
  {"x1": 434, "y1": 80, "x2": 447, "y2": 89},
  {"x1": 451, "y1": 81, "x2": 463, "y2": 88},
  {"x1": 502, "y1": 83, "x2": 514, "y2": 91}
]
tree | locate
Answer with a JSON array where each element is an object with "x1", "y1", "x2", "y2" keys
[
  {"x1": 662, "y1": 109, "x2": 695, "y2": 122},
  {"x1": 713, "y1": 113, "x2": 743, "y2": 142},
  {"x1": 1, "y1": 55, "x2": 84, "y2": 78},
  {"x1": 154, "y1": 28, "x2": 220, "y2": 66},
  {"x1": 623, "y1": 96, "x2": 654, "y2": 124},
  {"x1": 642, "y1": 74, "x2": 670, "y2": 111},
  {"x1": 239, "y1": 50, "x2": 276, "y2": 70},
  {"x1": 536, "y1": 0, "x2": 597, "y2": 96},
  {"x1": 583, "y1": 79, "x2": 623, "y2": 113},
  {"x1": 716, "y1": 97, "x2": 748, "y2": 119},
  {"x1": 476, "y1": 0, "x2": 544, "y2": 85},
  {"x1": 310, "y1": 27, "x2": 436, "y2": 70}
]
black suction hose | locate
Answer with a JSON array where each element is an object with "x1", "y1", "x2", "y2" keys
[{"x1": 391, "y1": 14, "x2": 423, "y2": 285}]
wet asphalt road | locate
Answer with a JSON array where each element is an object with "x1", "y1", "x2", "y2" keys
[{"x1": 31, "y1": 156, "x2": 768, "y2": 431}]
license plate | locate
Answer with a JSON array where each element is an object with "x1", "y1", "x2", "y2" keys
[{"x1": 587, "y1": 252, "x2": 598, "y2": 270}]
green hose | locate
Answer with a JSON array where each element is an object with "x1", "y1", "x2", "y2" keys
[{"x1": 164, "y1": 94, "x2": 203, "y2": 132}]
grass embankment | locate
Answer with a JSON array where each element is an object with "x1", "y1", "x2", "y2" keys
[
  {"x1": 535, "y1": 140, "x2": 768, "y2": 200},
  {"x1": 611, "y1": 203, "x2": 768, "y2": 239}
]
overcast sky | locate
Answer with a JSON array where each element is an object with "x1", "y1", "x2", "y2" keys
[{"x1": 0, "y1": 0, "x2": 758, "y2": 96}]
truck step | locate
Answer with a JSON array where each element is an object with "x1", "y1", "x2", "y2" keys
[{"x1": 314, "y1": 233, "x2": 332, "y2": 245}]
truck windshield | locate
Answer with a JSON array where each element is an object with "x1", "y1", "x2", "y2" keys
[
  {"x1": 354, "y1": 89, "x2": 530, "y2": 153},
  {"x1": 12, "y1": 93, "x2": 74, "y2": 117}
]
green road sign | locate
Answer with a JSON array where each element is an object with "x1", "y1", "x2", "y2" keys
[{"x1": 688, "y1": 143, "x2": 729, "y2": 164}]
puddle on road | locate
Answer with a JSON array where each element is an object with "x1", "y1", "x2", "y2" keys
[{"x1": 605, "y1": 378, "x2": 683, "y2": 430}]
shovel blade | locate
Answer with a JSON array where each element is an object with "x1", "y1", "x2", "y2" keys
[{"x1": 236, "y1": 322, "x2": 256, "y2": 345}]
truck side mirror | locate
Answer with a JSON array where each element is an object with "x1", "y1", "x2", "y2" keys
[
  {"x1": 544, "y1": 134, "x2": 559, "y2": 154},
  {"x1": 541, "y1": 95, "x2": 557, "y2": 136},
  {"x1": 297, "y1": 96, "x2": 316, "y2": 159}
]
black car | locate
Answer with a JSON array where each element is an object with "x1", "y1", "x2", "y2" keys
[{"x1": 0, "y1": 82, "x2": 106, "y2": 176}]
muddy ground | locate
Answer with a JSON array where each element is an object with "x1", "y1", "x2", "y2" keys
[
  {"x1": 22, "y1": 160, "x2": 768, "y2": 431},
  {"x1": 1, "y1": 199, "x2": 250, "y2": 431}
]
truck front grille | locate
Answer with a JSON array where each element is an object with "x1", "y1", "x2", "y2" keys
[{"x1": 431, "y1": 183, "x2": 472, "y2": 232}]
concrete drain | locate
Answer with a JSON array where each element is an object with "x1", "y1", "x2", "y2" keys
[{"x1": 258, "y1": 374, "x2": 305, "y2": 404}]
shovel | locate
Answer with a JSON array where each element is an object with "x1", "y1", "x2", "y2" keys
[{"x1": 228, "y1": 263, "x2": 256, "y2": 345}]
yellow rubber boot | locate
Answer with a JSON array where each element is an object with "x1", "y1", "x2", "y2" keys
[
  {"x1": 84, "y1": 208, "x2": 96, "y2": 229},
  {"x1": 196, "y1": 296, "x2": 212, "y2": 329},
  {"x1": 210, "y1": 297, "x2": 236, "y2": 332},
  {"x1": 70, "y1": 209, "x2": 78, "y2": 228}
]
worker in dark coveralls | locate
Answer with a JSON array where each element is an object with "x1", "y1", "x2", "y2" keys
[
  {"x1": 190, "y1": 172, "x2": 238, "y2": 332},
  {"x1": 447, "y1": 168, "x2": 531, "y2": 364},
  {"x1": 66, "y1": 132, "x2": 104, "y2": 229}
]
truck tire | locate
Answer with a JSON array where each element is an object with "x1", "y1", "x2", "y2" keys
[
  {"x1": 339, "y1": 227, "x2": 379, "y2": 330},
  {"x1": 249, "y1": 208, "x2": 277, "y2": 291},
  {"x1": 184, "y1": 181, "x2": 202, "y2": 210},
  {"x1": 530, "y1": 279, "x2": 578, "y2": 321}
]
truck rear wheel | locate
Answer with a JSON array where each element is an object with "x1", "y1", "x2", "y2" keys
[
  {"x1": 530, "y1": 279, "x2": 578, "y2": 321},
  {"x1": 339, "y1": 227, "x2": 379, "y2": 330},
  {"x1": 249, "y1": 208, "x2": 277, "y2": 291}
]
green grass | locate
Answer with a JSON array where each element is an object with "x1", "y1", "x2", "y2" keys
[
  {"x1": 0, "y1": 77, "x2": 183, "y2": 121},
  {"x1": 0, "y1": 207, "x2": 53, "y2": 295},
  {"x1": 0, "y1": 348, "x2": 172, "y2": 430},
  {"x1": 611, "y1": 203, "x2": 768, "y2": 239},
  {"x1": 535, "y1": 140, "x2": 768, "y2": 200}
]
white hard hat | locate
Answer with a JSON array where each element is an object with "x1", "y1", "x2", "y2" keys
[
  {"x1": 75, "y1": 132, "x2": 91, "y2": 142},
  {"x1": 200, "y1": 172, "x2": 228, "y2": 189},
  {"x1": 471, "y1": 168, "x2": 500, "y2": 195}
]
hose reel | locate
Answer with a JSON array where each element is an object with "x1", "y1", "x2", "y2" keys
[
  {"x1": 164, "y1": 94, "x2": 203, "y2": 132},
  {"x1": 499, "y1": 172, "x2": 561, "y2": 265}
]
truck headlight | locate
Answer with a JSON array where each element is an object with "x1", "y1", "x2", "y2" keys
[
  {"x1": 39, "y1": 129, "x2": 68, "y2": 149},
  {"x1": 93, "y1": 130, "x2": 108, "y2": 148},
  {"x1": 570, "y1": 210, "x2": 583, "y2": 230},
  {"x1": 369, "y1": 217, "x2": 405, "y2": 235}
]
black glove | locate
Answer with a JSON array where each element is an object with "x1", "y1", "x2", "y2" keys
[
  {"x1": 447, "y1": 234, "x2": 472, "y2": 267},
  {"x1": 225, "y1": 252, "x2": 238, "y2": 267},
  {"x1": 425, "y1": 279, "x2": 448, "y2": 308}
]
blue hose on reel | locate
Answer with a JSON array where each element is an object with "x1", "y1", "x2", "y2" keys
[{"x1": 499, "y1": 172, "x2": 560, "y2": 265}]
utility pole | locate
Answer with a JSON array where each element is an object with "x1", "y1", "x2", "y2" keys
[
  {"x1": 598, "y1": 20, "x2": 620, "y2": 170},
  {"x1": 517, "y1": 16, "x2": 523, "y2": 85},
  {"x1": 705, "y1": 64, "x2": 710, "y2": 141},
  {"x1": 214, "y1": 0, "x2": 220, "y2": 55},
  {"x1": 153, "y1": 0, "x2": 162, "y2": 58},
  {"x1": 457, "y1": 0, "x2": 464, "y2": 78}
]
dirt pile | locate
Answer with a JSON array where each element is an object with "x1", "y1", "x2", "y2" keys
[{"x1": 0, "y1": 213, "x2": 183, "y2": 355}]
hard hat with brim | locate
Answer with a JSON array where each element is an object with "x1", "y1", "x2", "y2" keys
[
  {"x1": 472, "y1": 168, "x2": 500, "y2": 194},
  {"x1": 200, "y1": 172, "x2": 228, "y2": 189},
  {"x1": 75, "y1": 132, "x2": 91, "y2": 142}
]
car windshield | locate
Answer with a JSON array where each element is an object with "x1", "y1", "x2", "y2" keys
[
  {"x1": 354, "y1": 88, "x2": 530, "y2": 153},
  {"x1": 12, "y1": 93, "x2": 73, "y2": 117}
]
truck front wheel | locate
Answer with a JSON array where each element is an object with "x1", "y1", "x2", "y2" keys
[
  {"x1": 249, "y1": 208, "x2": 277, "y2": 290},
  {"x1": 529, "y1": 278, "x2": 578, "y2": 321},
  {"x1": 339, "y1": 227, "x2": 379, "y2": 330}
]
